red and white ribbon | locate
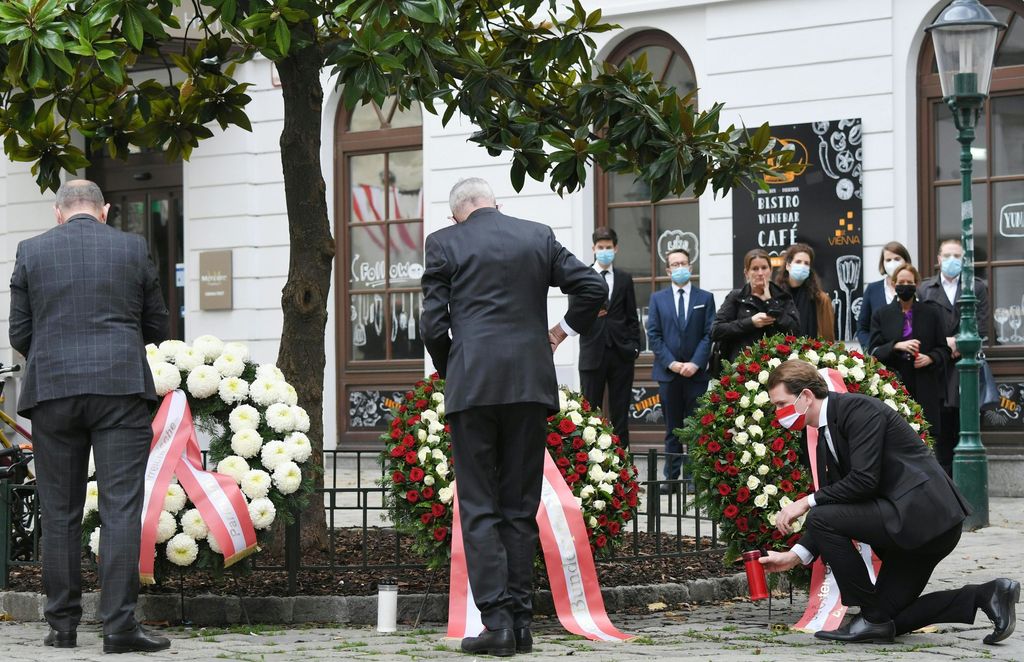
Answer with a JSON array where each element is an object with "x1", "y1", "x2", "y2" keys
[
  {"x1": 447, "y1": 452, "x2": 629, "y2": 642},
  {"x1": 141, "y1": 390, "x2": 258, "y2": 583},
  {"x1": 793, "y1": 367, "x2": 881, "y2": 632}
]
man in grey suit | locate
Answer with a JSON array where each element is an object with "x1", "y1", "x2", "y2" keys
[
  {"x1": 9, "y1": 180, "x2": 171, "y2": 653},
  {"x1": 421, "y1": 178, "x2": 605, "y2": 656}
]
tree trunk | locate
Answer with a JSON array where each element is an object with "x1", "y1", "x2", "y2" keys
[{"x1": 275, "y1": 39, "x2": 332, "y2": 553}]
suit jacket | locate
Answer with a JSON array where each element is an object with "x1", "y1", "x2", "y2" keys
[
  {"x1": 574, "y1": 266, "x2": 643, "y2": 370},
  {"x1": 420, "y1": 207, "x2": 605, "y2": 416},
  {"x1": 917, "y1": 274, "x2": 990, "y2": 405},
  {"x1": 856, "y1": 279, "x2": 889, "y2": 348},
  {"x1": 803, "y1": 392, "x2": 970, "y2": 552},
  {"x1": 710, "y1": 282, "x2": 800, "y2": 362},
  {"x1": 646, "y1": 285, "x2": 715, "y2": 382},
  {"x1": 8, "y1": 214, "x2": 169, "y2": 417}
]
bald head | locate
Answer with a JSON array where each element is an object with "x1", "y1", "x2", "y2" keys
[{"x1": 54, "y1": 179, "x2": 109, "y2": 224}]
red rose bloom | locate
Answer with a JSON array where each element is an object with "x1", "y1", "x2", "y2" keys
[
  {"x1": 558, "y1": 418, "x2": 576, "y2": 434},
  {"x1": 416, "y1": 399, "x2": 428, "y2": 409},
  {"x1": 717, "y1": 483, "x2": 731, "y2": 496},
  {"x1": 405, "y1": 451, "x2": 418, "y2": 465},
  {"x1": 725, "y1": 451, "x2": 736, "y2": 463},
  {"x1": 390, "y1": 446, "x2": 404, "y2": 458},
  {"x1": 710, "y1": 393, "x2": 721, "y2": 404},
  {"x1": 791, "y1": 469, "x2": 802, "y2": 481},
  {"x1": 423, "y1": 385, "x2": 433, "y2": 394},
  {"x1": 780, "y1": 480, "x2": 794, "y2": 493},
  {"x1": 406, "y1": 390, "x2": 415, "y2": 400},
  {"x1": 773, "y1": 457, "x2": 785, "y2": 468},
  {"x1": 547, "y1": 432, "x2": 563, "y2": 447},
  {"x1": 595, "y1": 535, "x2": 608, "y2": 548},
  {"x1": 706, "y1": 441, "x2": 721, "y2": 453},
  {"x1": 576, "y1": 452, "x2": 589, "y2": 463},
  {"x1": 392, "y1": 471, "x2": 405, "y2": 484},
  {"x1": 409, "y1": 467, "x2": 425, "y2": 482},
  {"x1": 736, "y1": 517, "x2": 749, "y2": 532},
  {"x1": 725, "y1": 407, "x2": 735, "y2": 416},
  {"x1": 431, "y1": 503, "x2": 446, "y2": 518},
  {"x1": 776, "y1": 344, "x2": 791, "y2": 353},
  {"x1": 714, "y1": 460, "x2": 725, "y2": 473},
  {"x1": 406, "y1": 490, "x2": 419, "y2": 503},
  {"x1": 736, "y1": 486, "x2": 750, "y2": 503},
  {"x1": 771, "y1": 530, "x2": 783, "y2": 540},
  {"x1": 771, "y1": 437, "x2": 786, "y2": 452},
  {"x1": 785, "y1": 335, "x2": 797, "y2": 342},
  {"x1": 402, "y1": 434, "x2": 415, "y2": 447},
  {"x1": 598, "y1": 514, "x2": 609, "y2": 526},
  {"x1": 725, "y1": 390, "x2": 741, "y2": 402},
  {"x1": 390, "y1": 429, "x2": 401, "y2": 440},
  {"x1": 700, "y1": 413, "x2": 716, "y2": 426},
  {"x1": 723, "y1": 504, "x2": 739, "y2": 519},
  {"x1": 433, "y1": 527, "x2": 448, "y2": 541},
  {"x1": 609, "y1": 521, "x2": 621, "y2": 535},
  {"x1": 572, "y1": 438, "x2": 584, "y2": 449},
  {"x1": 720, "y1": 375, "x2": 731, "y2": 386},
  {"x1": 420, "y1": 513, "x2": 433, "y2": 524},
  {"x1": 575, "y1": 463, "x2": 587, "y2": 475},
  {"x1": 556, "y1": 457, "x2": 570, "y2": 468},
  {"x1": 611, "y1": 497, "x2": 622, "y2": 510},
  {"x1": 786, "y1": 449, "x2": 798, "y2": 462},
  {"x1": 726, "y1": 466, "x2": 739, "y2": 477},
  {"x1": 421, "y1": 486, "x2": 435, "y2": 499}
]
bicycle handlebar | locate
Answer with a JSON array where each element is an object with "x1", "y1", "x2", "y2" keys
[{"x1": 0, "y1": 363, "x2": 22, "y2": 376}]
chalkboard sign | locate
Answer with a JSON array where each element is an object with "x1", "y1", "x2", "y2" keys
[
  {"x1": 982, "y1": 382, "x2": 1024, "y2": 429},
  {"x1": 348, "y1": 389, "x2": 402, "y2": 430},
  {"x1": 629, "y1": 385, "x2": 663, "y2": 426},
  {"x1": 732, "y1": 118, "x2": 864, "y2": 342}
]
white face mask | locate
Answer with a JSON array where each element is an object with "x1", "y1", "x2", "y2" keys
[{"x1": 884, "y1": 258, "x2": 904, "y2": 278}]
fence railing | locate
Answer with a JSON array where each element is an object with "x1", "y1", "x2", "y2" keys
[{"x1": 1, "y1": 449, "x2": 723, "y2": 592}]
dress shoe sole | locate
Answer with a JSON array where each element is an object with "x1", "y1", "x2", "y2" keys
[
  {"x1": 43, "y1": 640, "x2": 76, "y2": 648},
  {"x1": 984, "y1": 580, "x2": 1020, "y2": 645},
  {"x1": 104, "y1": 643, "x2": 171, "y2": 654},
  {"x1": 460, "y1": 646, "x2": 515, "y2": 657},
  {"x1": 814, "y1": 632, "x2": 894, "y2": 644}
]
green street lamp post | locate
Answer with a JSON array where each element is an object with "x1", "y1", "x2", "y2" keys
[{"x1": 926, "y1": 0, "x2": 1005, "y2": 530}]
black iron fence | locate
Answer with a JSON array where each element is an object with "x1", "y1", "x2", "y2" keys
[{"x1": 1, "y1": 449, "x2": 723, "y2": 592}]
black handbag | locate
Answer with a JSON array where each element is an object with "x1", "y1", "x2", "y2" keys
[{"x1": 978, "y1": 353, "x2": 999, "y2": 411}]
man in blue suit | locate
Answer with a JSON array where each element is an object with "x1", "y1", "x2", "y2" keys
[{"x1": 647, "y1": 248, "x2": 715, "y2": 494}]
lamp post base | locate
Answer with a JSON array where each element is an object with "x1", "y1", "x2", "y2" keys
[{"x1": 953, "y1": 447, "x2": 989, "y2": 531}]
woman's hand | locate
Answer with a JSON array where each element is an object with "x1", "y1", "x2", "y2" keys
[
  {"x1": 895, "y1": 339, "x2": 921, "y2": 354},
  {"x1": 750, "y1": 279, "x2": 770, "y2": 300},
  {"x1": 751, "y1": 312, "x2": 776, "y2": 328},
  {"x1": 914, "y1": 353, "x2": 933, "y2": 368}
]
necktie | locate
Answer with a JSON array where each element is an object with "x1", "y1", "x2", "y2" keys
[
  {"x1": 678, "y1": 288, "x2": 686, "y2": 327},
  {"x1": 602, "y1": 270, "x2": 611, "y2": 300}
]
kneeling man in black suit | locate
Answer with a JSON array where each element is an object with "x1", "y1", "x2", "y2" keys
[{"x1": 760, "y1": 360, "x2": 1018, "y2": 645}]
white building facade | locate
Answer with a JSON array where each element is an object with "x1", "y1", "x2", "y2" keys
[{"x1": 1, "y1": 0, "x2": 1022, "y2": 493}]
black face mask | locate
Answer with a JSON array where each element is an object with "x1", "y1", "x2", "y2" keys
[{"x1": 895, "y1": 284, "x2": 917, "y2": 302}]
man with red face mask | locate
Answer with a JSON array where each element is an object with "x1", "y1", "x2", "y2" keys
[{"x1": 760, "y1": 360, "x2": 1018, "y2": 646}]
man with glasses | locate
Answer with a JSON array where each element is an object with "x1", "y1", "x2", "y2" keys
[
  {"x1": 645, "y1": 248, "x2": 715, "y2": 495},
  {"x1": 759, "y1": 360, "x2": 1017, "y2": 646}
]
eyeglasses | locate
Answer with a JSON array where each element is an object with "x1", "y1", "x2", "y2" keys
[{"x1": 668, "y1": 262, "x2": 688, "y2": 269}]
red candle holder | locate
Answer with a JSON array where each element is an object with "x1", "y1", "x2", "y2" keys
[{"x1": 742, "y1": 550, "x2": 769, "y2": 601}]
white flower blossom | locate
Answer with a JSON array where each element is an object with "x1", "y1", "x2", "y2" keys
[
  {"x1": 882, "y1": 382, "x2": 898, "y2": 397},
  {"x1": 745, "y1": 380, "x2": 760, "y2": 392},
  {"x1": 804, "y1": 350, "x2": 819, "y2": 365},
  {"x1": 159, "y1": 339, "x2": 186, "y2": 357},
  {"x1": 910, "y1": 422, "x2": 921, "y2": 432},
  {"x1": 779, "y1": 496, "x2": 794, "y2": 508},
  {"x1": 431, "y1": 448, "x2": 446, "y2": 462},
  {"x1": 426, "y1": 434, "x2": 440, "y2": 445},
  {"x1": 260, "y1": 440, "x2": 291, "y2": 471},
  {"x1": 88, "y1": 450, "x2": 96, "y2": 478},
  {"x1": 754, "y1": 493, "x2": 769, "y2": 508},
  {"x1": 592, "y1": 499, "x2": 606, "y2": 511},
  {"x1": 598, "y1": 482, "x2": 614, "y2": 495},
  {"x1": 291, "y1": 406, "x2": 310, "y2": 432},
  {"x1": 754, "y1": 391, "x2": 771, "y2": 406},
  {"x1": 558, "y1": 391, "x2": 569, "y2": 412},
  {"x1": 763, "y1": 484, "x2": 778, "y2": 496},
  {"x1": 851, "y1": 366, "x2": 866, "y2": 382},
  {"x1": 192, "y1": 335, "x2": 225, "y2": 361},
  {"x1": 166, "y1": 532, "x2": 199, "y2": 566},
  {"x1": 423, "y1": 475, "x2": 435, "y2": 486},
  {"x1": 740, "y1": 451, "x2": 752, "y2": 465},
  {"x1": 146, "y1": 343, "x2": 165, "y2": 363},
  {"x1": 580, "y1": 485, "x2": 596, "y2": 500},
  {"x1": 567, "y1": 399, "x2": 581, "y2": 412},
  {"x1": 438, "y1": 486, "x2": 454, "y2": 504},
  {"x1": 186, "y1": 365, "x2": 222, "y2": 399},
  {"x1": 256, "y1": 364, "x2": 285, "y2": 382},
  {"x1": 208, "y1": 533, "x2": 222, "y2": 555},
  {"x1": 219, "y1": 376, "x2": 250, "y2": 404},
  {"x1": 250, "y1": 378, "x2": 282, "y2": 406},
  {"x1": 587, "y1": 448, "x2": 605, "y2": 464},
  {"x1": 428, "y1": 421, "x2": 444, "y2": 435},
  {"x1": 248, "y1": 497, "x2": 277, "y2": 529},
  {"x1": 739, "y1": 395, "x2": 751, "y2": 409},
  {"x1": 751, "y1": 410, "x2": 764, "y2": 423},
  {"x1": 597, "y1": 434, "x2": 612, "y2": 450},
  {"x1": 174, "y1": 346, "x2": 205, "y2": 372},
  {"x1": 163, "y1": 483, "x2": 187, "y2": 514},
  {"x1": 241, "y1": 469, "x2": 272, "y2": 499},
  {"x1": 758, "y1": 370, "x2": 770, "y2": 384},
  {"x1": 748, "y1": 424, "x2": 764, "y2": 439},
  {"x1": 229, "y1": 405, "x2": 260, "y2": 432},
  {"x1": 735, "y1": 415, "x2": 746, "y2": 429},
  {"x1": 747, "y1": 475, "x2": 761, "y2": 490},
  {"x1": 822, "y1": 352, "x2": 837, "y2": 364},
  {"x1": 588, "y1": 416, "x2": 602, "y2": 426},
  {"x1": 274, "y1": 381, "x2": 299, "y2": 407},
  {"x1": 768, "y1": 358, "x2": 782, "y2": 368},
  {"x1": 156, "y1": 510, "x2": 177, "y2": 544},
  {"x1": 217, "y1": 455, "x2": 250, "y2": 483},
  {"x1": 84, "y1": 481, "x2": 99, "y2": 515},
  {"x1": 568, "y1": 411, "x2": 583, "y2": 425},
  {"x1": 231, "y1": 429, "x2": 264, "y2": 459},
  {"x1": 417, "y1": 446, "x2": 430, "y2": 464},
  {"x1": 150, "y1": 361, "x2": 182, "y2": 396},
  {"x1": 836, "y1": 364, "x2": 850, "y2": 378},
  {"x1": 181, "y1": 509, "x2": 209, "y2": 539},
  {"x1": 588, "y1": 464, "x2": 605, "y2": 482},
  {"x1": 431, "y1": 392, "x2": 444, "y2": 403},
  {"x1": 89, "y1": 527, "x2": 101, "y2": 556},
  {"x1": 266, "y1": 402, "x2": 296, "y2": 433},
  {"x1": 883, "y1": 399, "x2": 899, "y2": 411},
  {"x1": 284, "y1": 432, "x2": 312, "y2": 463},
  {"x1": 752, "y1": 442, "x2": 767, "y2": 458},
  {"x1": 582, "y1": 427, "x2": 597, "y2": 443},
  {"x1": 421, "y1": 409, "x2": 437, "y2": 423},
  {"x1": 900, "y1": 403, "x2": 911, "y2": 416},
  {"x1": 757, "y1": 464, "x2": 770, "y2": 476},
  {"x1": 792, "y1": 517, "x2": 805, "y2": 533},
  {"x1": 734, "y1": 431, "x2": 749, "y2": 445},
  {"x1": 417, "y1": 429, "x2": 427, "y2": 442},
  {"x1": 435, "y1": 462, "x2": 449, "y2": 478},
  {"x1": 589, "y1": 516, "x2": 598, "y2": 528},
  {"x1": 213, "y1": 352, "x2": 246, "y2": 378},
  {"x1": 221, "y1": 341, "x2": 250, "y2": 363},
  {"x1": 767, "y1": 512, "x2": 778, "y2": 526}
]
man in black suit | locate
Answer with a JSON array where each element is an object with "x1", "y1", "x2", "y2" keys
[
  {"x1": 760, "y1": 360, "x2": 1018, "y2": 645},
  {"x1": 575, "y1": 227, "x2": 643, "y2": 449},
  {"x1": 917, "y1": 238, "x2": 991, "y2": 476},
  {"x1": 421, "y1": 178, "x2": 605, "y2": 656},
  {"x1": 9, "y1": 180, "x2": 171, "y2": 653}
]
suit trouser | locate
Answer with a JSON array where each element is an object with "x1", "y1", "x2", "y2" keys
[
  {"x1": 31, "y1": 394, "x2": 151, "y2": 635},
  {"x1": 448, "y1": 403, "x2": 547, "y2": 631},
  {"x1": 804, "y1": 502, "x2": 982, "y2": 634},
  {"x1": 936, "y1": 407, "x2": 958, "y2": 477},
  {"x1": 579, "y1": 349, "x2": 635, "y2": 448},
  {"x1": 659, "y1": 375, "x2": 708, "y2": 480}
]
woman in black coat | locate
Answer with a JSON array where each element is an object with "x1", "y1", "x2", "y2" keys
[
  {"x1": 868, "y1": 264, "x2": 950, "y2": 437},
  {"x1": 712, "y1": 248, "x2": 800, "y2": 362}
]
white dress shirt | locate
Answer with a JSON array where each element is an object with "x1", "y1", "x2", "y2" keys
[
  {"x1": 883, "y1": 279, "x2": 896, "y2": 305},
  {"x1": 672, "y1": 281, "x2": 692, "y2": 317},
  {"x1": 594, "y1": 263, "x2": 614, "y2": 301},
  {"x1": 941, "y1": 274, "x2": 959, "y2": 307}
]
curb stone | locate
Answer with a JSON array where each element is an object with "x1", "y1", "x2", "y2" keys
[{"x1": 0, "y1": 571, "x2": 781, "y2": 626}]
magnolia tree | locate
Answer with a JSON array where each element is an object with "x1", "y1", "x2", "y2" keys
[{"x1": 0, "y1": 0, "x2": 794, "y2": 549}]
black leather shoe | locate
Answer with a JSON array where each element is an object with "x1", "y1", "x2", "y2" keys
[
  {"x1": 981, "y1": 578, "x2": 1020, "y2": 644},
  {"x1": 43, "y1": 628, "x2": 76, "y2": 648},
  {"x1": 103, "y1": 624, "x2": 171, "y2": 654},
  {"x1": 514, "y1": 626, "x2": 533, "y2": 653},
  {"x1": 814, "y1": 614, "x2": 895, "y2": 643},
  {"x1": 461, "y1": 628, "x2": 515, "y2": 657}
]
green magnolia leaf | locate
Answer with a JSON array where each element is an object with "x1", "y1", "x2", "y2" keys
[
  {"x1": 123, "y1": 8, "x2": 144, "y2": 50},
  {"x1": 399, "y1": 0, "x2": 441, "y2": 23},
  {"x1": 274, "y1": 20, "x2": 290, "y2": 55}
]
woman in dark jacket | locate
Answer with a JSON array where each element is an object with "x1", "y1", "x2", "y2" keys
[
  {"x1": 868, "y1": 263, "x2": 950, "y2": 437},
  {"x1": 773, "y1": 242, "x2": 835, "y2": 341},
  {"x1": 712, "y1": 248, "x2": 800, "y2": 362},
  {"x1": 856, "y1": 241, "x2": 912, "y2": 348}
]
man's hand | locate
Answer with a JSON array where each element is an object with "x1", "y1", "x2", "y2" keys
[
  {"x1": 947, "y1": 336, "x2": 960, "y2": 359},
  {"x1": 548, "y1": 324, "x2": 568, "y2": 353},
  {"x1": 759, "y1": 550, "x2": 802, "y2": 573},
  {"x1": 777, "y1": 496, "x2": 810, "y2": 534},
  {"x1": 680, "y1": 362, "x2": 698, "y2": 377}
]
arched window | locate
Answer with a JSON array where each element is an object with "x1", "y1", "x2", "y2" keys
[{"x1": 335, "y1": 96, "x2": 423, "y2": 445}]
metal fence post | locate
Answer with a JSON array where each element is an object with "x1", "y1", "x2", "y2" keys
[
  {"x1": 646, "y1": 448, "x2": 659, "y2": 534},
  {"x1": 0, "y1": 482, "x2": 10, "y2": 590},
  {"x1": 285, "y1": 507, "x2": 300, "y2": 596}
]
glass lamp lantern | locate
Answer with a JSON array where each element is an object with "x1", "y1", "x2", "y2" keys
[{"x1": 926, "y1": 0, "x2": 1004, "y2": 99}]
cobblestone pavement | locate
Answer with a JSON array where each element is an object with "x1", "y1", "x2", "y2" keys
[{"x1": 2, "y1": 498, "x2": 1021, "y2": 661}]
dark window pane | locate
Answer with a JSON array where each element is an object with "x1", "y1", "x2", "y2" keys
[
  {"x1": 349, "y1": 225, "x2": 387, "y2": 289},
  {"x1": 608, "y1": 172, "x2": 650, "y2": 203},
  {"x1": 996, "y1": 14, "x2": 1024, "y2": 68},
  {"x1": 390, "y1": 292, "x2": 424, "y2": 360},
  {"x1": 664, "y1": 54, "x2": 697, "y2": 99},
  {"x1": 634, "y1": 280, "x2": 654, "y2": 354},
  {"x1": 992, "y1": 268, "x2": 1024, "y2": 346},
  {"x1": 936, "y1": 184, "x2": 989, "y2": 263},
  {"x1": 991, "y1": 95, "x2": 1024, "y2": 176},
  {"x1": 608, "y1": 207, "x2": 653, "y2": 277},
  {"x1": 934, "y1": 101, "x2": 988, "y2": 180},
  {"x1": 629, "y1": 45, "x2": 671, "y2": 80},
  {"x1": 993, "y1": 180, "x2": 1024, "y2": 261},
  {"x1": 655, "y1": 202, "x2": 701, "y2": 275},
  {"x1": 351, "y1": 293, "x2": 387, "y2": 360},
  {"x1": 388, "y1": 223, "x2": 424, "y2": 287}
]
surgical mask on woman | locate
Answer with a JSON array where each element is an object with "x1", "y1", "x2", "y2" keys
[
  {"x1": 895, "y1": 284, "x2": 917, "y2": 301},
  {"x1": 789, "y1": 263, "x2": 811, "y2": 284},
  {"x1": 884, "y1": 258, "x2": 905, "y2": 278}
]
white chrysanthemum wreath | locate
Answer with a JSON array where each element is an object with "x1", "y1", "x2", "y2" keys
[{"x1": 81, "y1": 335, "x2": 314, "y2": 580}]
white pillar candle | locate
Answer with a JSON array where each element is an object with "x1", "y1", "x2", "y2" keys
[{"x1": 377, "y1": 582, "x2": 398, "y2": 633}]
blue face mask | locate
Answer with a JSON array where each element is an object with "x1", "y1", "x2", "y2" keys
[
  {"x1": 671, "y1": 266, "x2": 691, "y2": 285},
  {"x1": 941, "y1": 256, "x2": 963, "y2": 279},
  {"x1": 595, "y1": 249, "x2": 615, "y2": 267},
  {"x1": 789, "y1": 263, "x2": 811, "y2": 284}
]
